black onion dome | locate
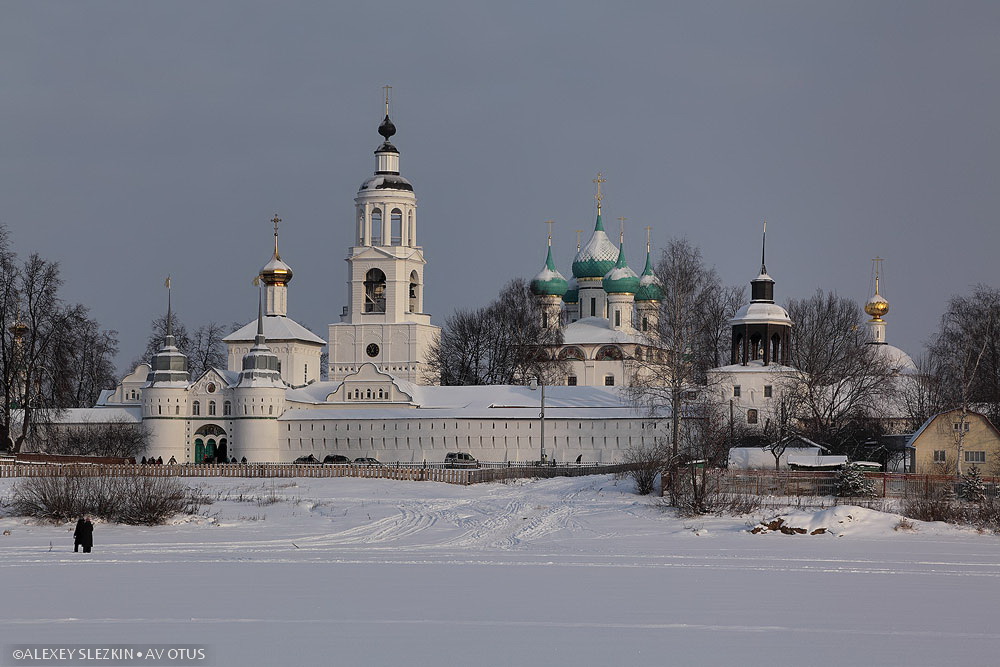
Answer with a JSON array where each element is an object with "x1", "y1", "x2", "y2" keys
[{"x1": 378, "y1": 114, "x2": 396, "y2": 140}]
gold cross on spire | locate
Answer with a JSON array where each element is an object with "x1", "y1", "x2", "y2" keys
[
  {"x1": 383, "y1": 84, "x2": 392, "y2": 116},
  {"x1": 544, "y1": 220, "x2": 555, "y2": 245},
  {"x1": 645, "y1": 225, "x2": 652, "y2": 252},
  {"x1": 872, "y1": 256, "x2": 884, "y2": 294},
  {"x1": 593, "y1": 172, "x2": 606, "y2": 212},
  {"x1": 617, "y1": 216, "x2": 626, "y2": 243},
  {"x1": 271, "y1": 214, "x2": 282, "y2": 258},
  {"x1": 575, "y1": 230, "x2": 583, "y2": 250}
]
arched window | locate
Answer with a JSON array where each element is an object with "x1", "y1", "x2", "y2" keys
[
  {"x1": 364, "y1": 269, "x2": 387, "y2": 313},
  {"x1": 192, "y1": 401, "x2": 200, "y2": 416},
  {"x1": 269, "y1": 405, "x2": 274, "y2": 415},
  {"x1": 390, "y1": 209, "x2": 402, "y2": 245},
  {"x1": 596, "y1": 345, "x2": 623, "y2": 361},
  {"x1": 223, "y1": 401, "x2": 231, "y2": 416},
  {"x1": 371, "y1": 209, "x2": 383, "y2": 245},
  {"x1": 208, "y1": 401, "x2": 216, "y2": 416},
  {"x1": 558, "y1": 346, "x2": 585, "y2": 361},
  {"x1": 408, "y1": 270, "x2": 420, "y2": 313},
  {"x1": 770, "y1": 334, "x2": 782, "y2": 363},
  {"x1": 749, "y1": 334, "x2": 763, "y2": 361}
]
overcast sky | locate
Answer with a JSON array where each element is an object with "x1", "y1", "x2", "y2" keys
[{"x1": 1, "y1": 1, "x2": 997, "y2": 371}]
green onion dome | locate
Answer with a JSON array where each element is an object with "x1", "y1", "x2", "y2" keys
[
  {"x1": 602, "y1": 242, "x2": 639, "y2": 294},
  {"x1": 571, "y1": 214, "x2": 619, "y2": 278},
  {"x1": 562, "y1": 277, "x2": 579, "y2": 304},
  {"x1": 635, "y1": 249, "x2": 664, "y2": 301},
  {"x1": 530, "y1": 245, "x2": 569, "y2": 297}
]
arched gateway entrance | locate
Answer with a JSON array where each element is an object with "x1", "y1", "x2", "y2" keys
[{"x1": 193, "y1": 424, "x2": 228, "y2": 463}]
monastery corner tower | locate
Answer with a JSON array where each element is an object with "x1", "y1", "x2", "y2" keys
[{"x1": 328, "y1": 92, "x2": 440, "y2": 384}]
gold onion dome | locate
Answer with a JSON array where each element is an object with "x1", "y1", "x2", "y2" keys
[
  {"x1": 865, "y1": 293, "x2": 889, "y2": 320},
  {"x1": 260, "y1": 255, "x2": 293, "y2": 286},
  {"x1": 260, "y1": 216, "x2": 293, "y2": 286}
]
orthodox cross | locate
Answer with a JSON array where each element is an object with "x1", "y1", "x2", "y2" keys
[
  {"x1": 617, "y1": 216, "x2": 626, "y2": 243},
  {"x1": 383, "y1": 84, "x2": 392, "y2": 115},
  {"x1": 645, "y1": 225, "x2": 652, "y2": 252},
  {"x1": 593, "y1": 172, "x2": 606, "y2": 212},
  {"x1": 575, "y1": 230, "x2": 583, "y2": 250},
  {"x1": 872, "y1": 256, "x2": 884, "y2": 293},
  {"x1": 272, "y1": 214, "x2": 282, "y2": 258},
  {"x1": 544, "y1": 220, "x2": 555, "y2": 245}
]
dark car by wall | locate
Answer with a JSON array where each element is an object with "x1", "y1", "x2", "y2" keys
[
  {"x1": 444, "y1": 452, "x2": 479, "y2": 468},
  {"x1": 323, "y1": 454, "x2": 351, "y2": 464},
  {"x1": 294, "y1": 454, "x2": 321, "y2": 464}
]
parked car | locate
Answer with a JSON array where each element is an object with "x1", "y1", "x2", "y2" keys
[
  {"x1": 323, "y1": 454, "x2": 351, "y2": 464},
  {"x1": 293, "y1": 454, "x2": 320, "y2": 464},
  {"x1": 444, "y1": 452, "x2": 479, "y2": 468},
  {"x1": 354, "y1": 457, "x2": 381, "y2": 465}
]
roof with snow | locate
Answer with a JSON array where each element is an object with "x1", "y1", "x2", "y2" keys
[
  {"x1": 871, "y1": 343, "x2": 918, "y2": 374},
  {"x1": 281, "y1": 382, "x2": 660, "y2": 420},
  {"x1": 562, "y1": 317, "x2": 645, "y2": 345},
  {"x1": 223, "y1": 315, "x2": 326, "y2": 345},
  {"x1": 50, "y1": 407, "x2": 143, "y2": 424},
  {"x1": 730, "y1": 301, "x2": 793, "y2": 326}
]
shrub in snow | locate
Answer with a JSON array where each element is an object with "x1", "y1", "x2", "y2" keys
[
  {"x1": 959, "y1": 466, "x2": 986, "y2": 503},
  {"x1": 835, "y1": 464, "x2": 877, "y2": 499},
  {"x1": 12, "y1": 472, "x2": 195, "y2": 525}
]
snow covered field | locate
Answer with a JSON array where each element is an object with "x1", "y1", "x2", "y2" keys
[{"x1": 2, "y1": 474, "x2": 999, "y2": 666}]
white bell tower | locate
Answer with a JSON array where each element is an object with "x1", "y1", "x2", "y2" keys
[{"x1": 328, "y1": 88, "x2": 440, "y2": 384}]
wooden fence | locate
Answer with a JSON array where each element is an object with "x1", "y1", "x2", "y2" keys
[
  {"x1": 0, "y1": 462, "x2": 634, "y2": 486},
  {"x1": 715, "y1": 469, "x2": 998, "y2": 500}
]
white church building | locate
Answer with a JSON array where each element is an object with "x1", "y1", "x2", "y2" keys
[{"x1": 86, "y1": 106, "x2": 664, "y2": 464}]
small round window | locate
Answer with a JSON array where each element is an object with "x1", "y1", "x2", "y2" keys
[{"x1": 207, "y1": 383, "x2": 216, "y2": 393}]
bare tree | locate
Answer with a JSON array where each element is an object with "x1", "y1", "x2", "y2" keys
[
  {"x1": 622, "y1": 440, "x2": 668, "y2": 495},
  {"x1": 132, "y1": 313, "x2": 191, "y2": 371},
  {"x1": 781, "y1": 289, "x2": 894, "y2": 453},
  {"x1": 46, "y1": 309, "x2": 119, "y2": 408},
  {"x1": 0, "y1": 237, "x2": 95, "y2": 452},
  {"x1": 188, "y1": 322, "x2": 230, "y2": 378},
  {"x1": 627, "y1": 238, "x2": 736, "y2": 459},
  {"x1": 927, "y1": 286, "x2": 999, "y2": 430},
  {"x1": 426, "y1": 278, "x2": 565, "y2": 385}
]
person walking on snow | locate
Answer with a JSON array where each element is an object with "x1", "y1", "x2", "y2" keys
[
  {"x1": 77, "y1": 517, "x2": 94, "y2": 553},
  {"x1": 73, "y1": 517, "x2": 86, "y2": 552}
]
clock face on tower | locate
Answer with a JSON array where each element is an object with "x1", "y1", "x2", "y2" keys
[{"x1": 366, "y1": 343, "x2": 380, "y2": 358}]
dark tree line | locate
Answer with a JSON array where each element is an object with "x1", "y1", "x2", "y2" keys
[{"x1": 0, "y1": 227, "x2": 119, "y2": 452}]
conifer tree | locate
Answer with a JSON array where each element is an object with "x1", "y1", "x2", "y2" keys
[
  {"x1": 959, "y1": 466, "x2": 986, "y2": 503},
  {"x1": 835, "y1": 463, "x2": 877, "y2": 498}
]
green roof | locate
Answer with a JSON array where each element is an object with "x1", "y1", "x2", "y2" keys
[
  {"x1": 530, "y1": 245, "x2": 568, "y2": 296},
  {"x1": 572, "y1": 214, "x2": 619, "y2": 278},
  {"x1": 602, "y1": 242, "x2": 639, "y2": 294},
  {"x1": 635, "y1": 250, "x2": 664, "y2": 301}
]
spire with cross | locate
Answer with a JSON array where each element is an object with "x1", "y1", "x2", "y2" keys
[
  {"x1": 272, "y1": 214, "x2": 282, "y2": 259},
  {"x1": 593, "y1": 172, "x2": 606, "y2": 213}
]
